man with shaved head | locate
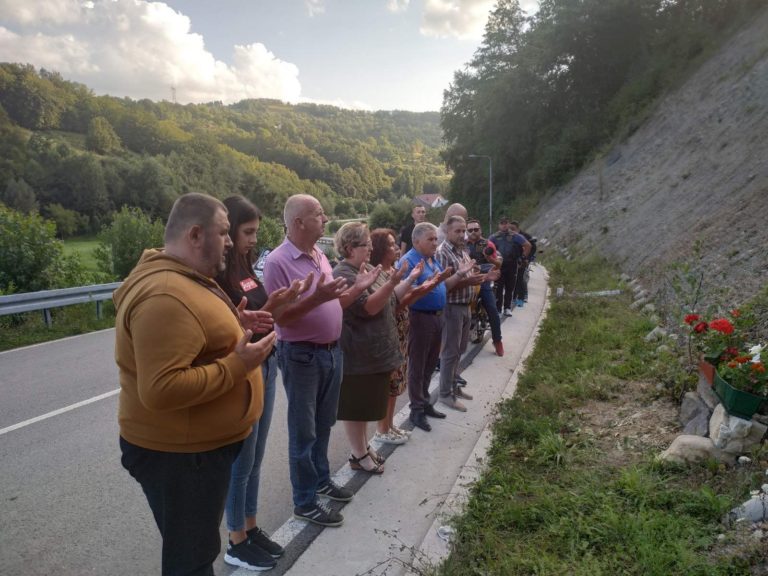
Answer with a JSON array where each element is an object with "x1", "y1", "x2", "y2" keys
[
  {"x1": 264, "y1": 194, "x2": 352, "y2": 527},
  {"x1": 115, "y1": 193, "x2": 276, "y2": 575},
  {"x1": 436, "y1": 203, "x2": 468, "y2": 244}
]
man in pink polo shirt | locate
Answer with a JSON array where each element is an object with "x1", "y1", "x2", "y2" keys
[{"x1": 264, "y1": 194, "x2": 352, "y2": 527}]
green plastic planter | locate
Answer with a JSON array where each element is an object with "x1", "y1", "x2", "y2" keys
[{"x1": 712, "y1": 371, "x2": 766, "y2": 420}]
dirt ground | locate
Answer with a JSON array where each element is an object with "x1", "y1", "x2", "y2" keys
[
  {"x1": 571, "y1": 379, "x2": 768, "y2": 573},
  {"x1": 571, "y1": 380, "x2": 679, "y2": 468}
]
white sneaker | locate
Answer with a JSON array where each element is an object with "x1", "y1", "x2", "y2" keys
[
  {"x1": 374, "y1": 431, "x2": 407, "y2": 445},
  {"x1": 503, "y1": 308, "x2": 513, "y2": 317},
  {"x1": 391, "y1": 426, "x2": 411, "y2": 438}
]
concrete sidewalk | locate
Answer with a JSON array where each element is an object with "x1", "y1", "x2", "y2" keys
[{"x1": 236, "y1": 265, "x2": 549, "y2": 576}]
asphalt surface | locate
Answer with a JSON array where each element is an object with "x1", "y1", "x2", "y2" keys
[
  {"x1": 0, "y1": 263, "x2": 547, "y2": 576},
  {"x1": 0, "y1": 330, "x2": 368, "y2": 575}
]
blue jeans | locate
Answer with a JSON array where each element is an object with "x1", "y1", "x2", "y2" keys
[
  {"x1": 277, "y1": 340, "x2": 343, "y2": 509},
  {"x1": 479, "y1": 284, "x2": 502, "y2": 343},
  {"x1": 225, "y1": 352, "x2": 277, "y2": 531}
]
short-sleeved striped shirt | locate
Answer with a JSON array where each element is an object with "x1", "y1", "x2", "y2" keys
[{"x1": 436, "y1": 240, "x2": 473, "y2": 305}]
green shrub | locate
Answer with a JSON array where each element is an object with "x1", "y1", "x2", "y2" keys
[
  {"x1": 95, "y1": 206, "x2": 164, "y2": 279},
  {"x1": 0, "y1": 204, "x2": 91, "y2": 292}
]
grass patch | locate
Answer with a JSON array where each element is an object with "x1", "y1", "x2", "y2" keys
[
  {"x1": 0, "y1": 302, "x2": 115, "y2": 352},
  {"x1": 437, "y1": 253, "x2": 767, "y2": 575},
  {"x1": 62, "y1": 236, "x2": 101, "y2": 273}
]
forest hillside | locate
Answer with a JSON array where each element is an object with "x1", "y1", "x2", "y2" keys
[
  {"x1": 526, "y1": 5, "x2": 768, "y2": 314},
  {"x1": 0, "y1": 65, "x2": 446, "y2": 236}
]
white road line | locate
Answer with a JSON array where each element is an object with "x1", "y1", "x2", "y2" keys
[{"x1": 0, "y1": 388, "x2": 119, "y2": 436}]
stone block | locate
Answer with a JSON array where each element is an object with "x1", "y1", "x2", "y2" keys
[
  {"x1": 683, "y1": 413, "x2": 711, "y2": 437},
  {"x1": 659, "y1": 434, "x2": 732, "y2": 466},
  {"x1": 696, "y1": 378, "x2": 719, "y2": 410},
  {"x1": 680, "y1": 392, "x2": 709, "y2": 426}
]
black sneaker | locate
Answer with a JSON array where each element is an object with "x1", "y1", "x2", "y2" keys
[
  {"x1": 224, "y1": 539, "x2": 277, "y2": 571},
  {"x1": 293, "y1": 500, "x2": 344, "y2": 527},
  {"x1": 316, "y1": 481, "x2": 353, "y2": 502},
  {"x1": 247, "y1": 526, "x2": 284, "y2": 558}
]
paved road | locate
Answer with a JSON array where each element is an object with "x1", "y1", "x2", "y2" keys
[{"x1": 0, "y1": 330, "x2": 378, "y2": 575}]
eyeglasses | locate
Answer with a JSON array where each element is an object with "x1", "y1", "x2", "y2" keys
[
  {"x1": 352, "y1": 241, "x2": 373, "y2": 248},
  {"x1": 467, "y1": 228, "x2": 480, "y2": 232}
]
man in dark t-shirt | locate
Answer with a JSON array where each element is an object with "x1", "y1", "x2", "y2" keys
[{"x1": 399, "y1": 204, "x2": 427, "y2": 254}]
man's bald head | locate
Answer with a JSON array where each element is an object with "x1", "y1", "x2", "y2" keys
[
  {"x1": 284, "y1": 194, "x2": 316, "y2": 231},
  {"x1": 444, "y1": 203, "x2": 467, "y2": 222}
]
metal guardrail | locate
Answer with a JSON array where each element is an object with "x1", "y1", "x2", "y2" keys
[{"x1": 0, "y1": 282, "x2": 122, "y2": 326}]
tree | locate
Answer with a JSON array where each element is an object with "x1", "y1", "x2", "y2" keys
[
  {"x1": 1, "y1": 178, "x2": 38, "y2": 214},
  {"x1": 0, "y1": 204, "x2": 89, "y2": 292},
  {"x1": 86, "y1": 116, "x2": 122, "y2": 154},
  {"x1": 45, "y1": 203, "x2": 89, "y2": 238},
  {"x1": 257, "y1": 215, "x2": 284, "y2": 251},
  {"x1": 95, "y1": 206, "x2": 165, "y2": 279}
]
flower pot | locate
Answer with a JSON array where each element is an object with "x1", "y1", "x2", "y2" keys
[
  {"x1": 712, "y1": 370, "x2": 767, "y2": 420},
  {"x1": 698, "y1": 355, "x2": 716, "y2": 385}
]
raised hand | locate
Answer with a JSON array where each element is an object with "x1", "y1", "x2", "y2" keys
[
  {"x1": 389, "y1": 261, "x2": 409, "y2": 284},
  {"x1": 457, "y1": 254, "x2": 477, "y2": 276},
  {"x1": 235, "y1": 330, "x2": 277, "y2": 371},
  {"x1": 484, "y1": 268, "x2": 501, "y2": 282},
  {"x1": 404, "y1": 260, "x2": 422, "y2": 284},
  {"x1": 237, "y1": 299, "x2": 274, "y2": 334},
  {"x1": 352, "y1": 263, "x2": 382, "y2": 293},
  {"x1": 437, "y1": 267, "x2": 453, "y2": 283},
  {"x1": 314, "y1": 273, "x2": 348, "y2": 304}
]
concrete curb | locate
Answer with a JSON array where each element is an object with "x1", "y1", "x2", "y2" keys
[
  {"x1": 232, "y1": 265, "x2": 550, "y2": 576},
  {"x1": 410, "y1": 268, "x2": 551, "y2": 571}
]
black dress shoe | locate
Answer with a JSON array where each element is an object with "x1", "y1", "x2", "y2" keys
[
  {"x1": 410, "y1": 412, "x2": 432, "y2": 432},
  {"x1": 424, "y1": 404, "x2": 446, "y2": 419},
  {"x1": 455, "y1": 375, "x2": 467, "y2": 387}
]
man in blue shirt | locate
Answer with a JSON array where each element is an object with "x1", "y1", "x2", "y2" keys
[{"x1": 399, "y1": 222, "x2": 474, "y2": 432}]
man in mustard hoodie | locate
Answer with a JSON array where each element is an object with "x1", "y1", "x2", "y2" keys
[{"x1": 114, "y1": 193, "x2": 276, "y2": 576}]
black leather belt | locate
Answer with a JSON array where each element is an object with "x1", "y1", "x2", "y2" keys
[
  {"x1": 412, "y1": 309, "x2": 442, "y2": 315},
  {"x1": 448, "y1": 302, "x2": 470, "y2": 306},
  {"x1": 288, "y1": 340, "x2": 338, "y2": 350}
]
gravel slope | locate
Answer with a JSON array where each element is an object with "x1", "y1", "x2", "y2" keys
[{"x1": 527, "y1": 7, "x2": 768, "y2": 314}]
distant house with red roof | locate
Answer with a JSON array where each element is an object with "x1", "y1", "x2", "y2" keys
[{"x1": 414, "y1": 193, "x2": 448, "y2": 208}]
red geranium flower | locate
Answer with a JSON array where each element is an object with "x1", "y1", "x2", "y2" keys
[
  {"x1": 708, "y1": 318, "x2": 734, "y2": 335},
  {"x1": 693, "y1": 321, "x2": 708, "y2": 334},
  {"x1": 730, "y1": 309, "x2": 741, "y2": 318},
  {"x1": 684, "y1": 314, "x2": 701, "y2": 325}
]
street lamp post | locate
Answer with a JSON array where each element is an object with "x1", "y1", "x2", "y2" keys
[{"x1": 468, "y1": 154, "x2": 493, "y2": 233}]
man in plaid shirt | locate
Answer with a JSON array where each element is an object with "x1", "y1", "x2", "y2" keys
[{"x1": 435, "y1": 216, "x2": 498, "y2": 412}]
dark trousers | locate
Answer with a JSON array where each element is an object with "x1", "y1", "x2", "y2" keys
[
  {"x1": 495, "y1": 260, "x2": 518, "y2": 311},
  {"x1": 407, "y1": 309, "x2": 443, "y2": 413},
  {"x1": 120, "y1": 437, "x2": 242, "y2": 576},
  {"x1": 514, "y1": 261, "x2": 528, "y2": 301}
]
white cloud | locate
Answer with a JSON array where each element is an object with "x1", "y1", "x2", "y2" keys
[
  {"x1": 305, "y1": 0, "x2": 325, "y2": 17},
  {"x1": 420, "y1": 0, "x2": 495, "y2": 40},
  {"x1": 0, "y1": 0, "x2": 85, "y2": 25},
  {"x1": 0, "y1": 0, "x2": 302, "y2": 104},
  {"x1": 386, "y1": 0, "x2": 410, "y2": 13}
]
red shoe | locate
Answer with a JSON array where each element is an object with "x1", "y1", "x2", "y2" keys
[{"x1": 493, "y1": 341, "x2": 504, "y2": 357}]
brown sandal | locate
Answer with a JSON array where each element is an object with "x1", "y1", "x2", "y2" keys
[
  {"x1": 349, "y1": 452, "x2": 384, "y2": 475},
  {"x1": 367, "y1": 444, "x2": 385, "y2": 465}
]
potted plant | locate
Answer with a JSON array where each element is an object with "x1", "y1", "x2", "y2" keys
[
  {"x1": 684, "y1": 310, "x2": 766, "y2": 418},
  {"x1": 712, "y1": 344, "x2": 767, "y2": 419},
  {"x1": 684, "y1": 311, "x2": 745, "y2": 383}
]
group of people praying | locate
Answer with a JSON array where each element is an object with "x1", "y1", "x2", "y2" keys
[{"x1": 114, "y1": 192, "x2": 532, "y2": 575}]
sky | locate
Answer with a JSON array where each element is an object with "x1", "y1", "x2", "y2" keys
[{"x1": 0, "y1": 0, "x2": 539, "y2": 112}]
